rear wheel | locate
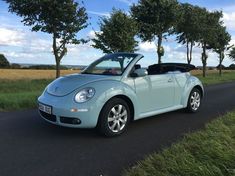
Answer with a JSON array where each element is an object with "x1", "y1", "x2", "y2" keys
[
  {"x1": 97, "y1": 98, "x2": 130, "y2": 137},
  {"x1": 186, "y1": 88, "x2": 201, "y2": 113}
]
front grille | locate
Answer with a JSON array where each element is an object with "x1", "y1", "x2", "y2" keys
[{"x1": 39, "y1": 110, "x2": 56, "y2": 122}]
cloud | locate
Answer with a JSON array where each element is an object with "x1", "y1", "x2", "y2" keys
[
  {"x1": 221, "y1": 4, "x2": 235, "y2": 13},
  {"x1": 223, "y1": 12, "x2": 235, "y2": 31},
  {"x1": 87, "y1": 11, "x2": 110, "y2": 17},
  {"x1": 87, "y1": 30, "x2": 102, "y2": 39},
  {"x1": 64, "y1": 44, "x2": 103, "y2": 65},
  {"x1": 0, "y1": 27, "x2": 26, "y2": 46},
  {"x1": 139, "y1": 41, "x2": 156, "y2": 52},
  {"x1": 117, "y1": 0, "x2": 137, "y2": 6}
]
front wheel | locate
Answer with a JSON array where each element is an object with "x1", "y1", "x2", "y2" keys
[
  {"x1": 186, "y1": 88, "x2": 201, "y2": 113},
  {"x1": 97, "y1": 98, "x2": 131, "y2": 137}
]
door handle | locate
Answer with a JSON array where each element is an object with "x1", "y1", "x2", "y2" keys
[{"x1": 168, "y1": 78, "x2": 173, "y2": 82}]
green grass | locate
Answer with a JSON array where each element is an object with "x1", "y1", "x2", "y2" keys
[
  {"x1": 0, "y1": 79, "x2": 52, "y2": 111},
  {"x1": 196, "y1": 71, "x2": 235, "y2": 85},
  {"x1": 124, "y1": 111, "x2": 235, "y2": 176},
  {"x1": 0, "y1": 71, "x2": 235, "y2": 111}
]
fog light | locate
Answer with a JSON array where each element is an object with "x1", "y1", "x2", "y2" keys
[{"x1": 72, "y1": 119, "x2": 81, "y2": 124}]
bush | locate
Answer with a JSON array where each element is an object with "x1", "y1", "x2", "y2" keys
[
  {"x1": 10, "y1": 63, "x2": 21, "y2": 69},
  {"x1": 28, "y1": 65, "x2": 68, "y2": 70},
  {"x1": 228, "y1": 64, "x2": 235, "y2": 70},
  {"x1": 0, "y1": 54, "x2": 10, "y2": 68}
]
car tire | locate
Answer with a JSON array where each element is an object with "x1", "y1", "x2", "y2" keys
[
  {"x1": 186, "y1": 88, "x2": 201, "y2": 113},
  {"x1": 97, "y1": 98, "x2": 131, "y2": 137}
]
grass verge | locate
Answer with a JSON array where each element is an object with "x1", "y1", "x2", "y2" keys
[
  {"x1": 124, "y1": 111, "x2": 235, "y2": 176},
  {"x1": 0, "y1": 71, "x2": 235, "y2": 111},
  {"x1": 0, "y1": 79, "x2": 52, "y2": 111},
  {"x1": 196, "y1": 71, "x2": 235, "y2": 85}
]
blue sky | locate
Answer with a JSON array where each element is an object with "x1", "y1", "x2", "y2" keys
[{"x1": 0, "y1": 0, "x2": 235, "y2": 66}]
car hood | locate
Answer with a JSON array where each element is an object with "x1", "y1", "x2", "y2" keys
[{"x1": 47, "y1": 74, "x2": 121, "y2": 96}]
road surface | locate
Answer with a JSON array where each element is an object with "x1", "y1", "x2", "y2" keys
[{"x1": 0, "y1": 82, "x2": 235, "y2": 176}]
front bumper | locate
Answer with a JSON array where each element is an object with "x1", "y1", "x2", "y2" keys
[{"x1": 38, "y1": 91, "x2": 103, "y2": 128}]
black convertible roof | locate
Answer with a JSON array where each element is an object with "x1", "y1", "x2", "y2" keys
[{"x1": 148, "y1": 63, "x2": 196, "y2": 74}]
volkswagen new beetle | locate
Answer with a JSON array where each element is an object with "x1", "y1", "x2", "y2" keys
[{"x1": 38, "y1": 53, "x2": 204, "y2": 136}]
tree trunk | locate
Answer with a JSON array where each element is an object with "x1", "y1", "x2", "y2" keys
[
  {"x1": 56, "y1": 59, "x2": 61, "y2": 78},
  {"x1": 52, "y1": 33, "x2": 60, "y2": 78},
  {"x1": 219, "y1": 51, "x2": 224, "y2": 76},
  {"x1": 157, "y1": 34, "x2": 163, "y2": 64},
  {"x1": 189, "y1": 42, "x2": 193, "y2": 64},
  {"x1": 186, "y1": 41, "x2": 190, "y2": 64},
  {"x1": 202, "y1": 43, "x2": 207, "y2": 78}
]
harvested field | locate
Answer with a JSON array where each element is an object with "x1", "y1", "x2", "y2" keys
[
  {"x1": 0, "y1": 69, "x2": 234, "y2": 80},
  {"x1": 0, "y1": 69, "x2": 79, "y2": 80}
]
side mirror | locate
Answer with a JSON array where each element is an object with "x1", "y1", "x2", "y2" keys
[{"x1": 131, "y1": 68, "x2": 148, "y2": 77}]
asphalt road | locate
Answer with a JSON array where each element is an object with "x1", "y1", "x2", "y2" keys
[{"x1": 1, "y1": 82, "x2": 235, "y2": 176}]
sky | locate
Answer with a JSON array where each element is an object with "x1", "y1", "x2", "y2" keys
[{"x1": 0, "y1": 0, "x2": 235, "y2": 66}]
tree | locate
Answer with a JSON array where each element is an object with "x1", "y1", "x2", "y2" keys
[
  {"x1": 174, "y1": 4, "x2": 201, "y2": 64},
  {"x1": 5, "y1": 0, "x2": 88, "y2": 78},
  {"x1": 228, "y1": 64, "x2": 235, "y2": 70},
  {"x1": 198, "y1": 10, "x2": 223, "y2": 77},
  {"x1": 131, "y1": 0, "x2": 179, "y2": 64},
  {"x1": 211, "y1": 25, "x2": 231, "y2": 76},
  {"x1": 229, "y1": 47, "x2": 235, "y2": 61},
  {"x1": 92, "y1": 9, "x2": 138, "y2": 53},
  {"x1": 0, "y1": 54, "x2": 10, "y2": 68}
]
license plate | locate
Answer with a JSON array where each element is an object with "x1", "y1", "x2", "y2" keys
[{"x1": 39, "y1": 103, "x2": 52, "y2": 114}]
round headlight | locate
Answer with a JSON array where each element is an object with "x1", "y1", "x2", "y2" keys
[{"x1": 75, "y1": 88, "x2": 95, "y2": 103}]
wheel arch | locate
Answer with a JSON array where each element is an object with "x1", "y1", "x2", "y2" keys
[
  {"x1": 194, "y1": 85, "x2": 204, "y2": 98},
  {"x1": 97, "y1": 94, "x2": 135, "y2": 125},
  {"x1": 112, "y1": 95, "x2": 135, "y2": 122}
]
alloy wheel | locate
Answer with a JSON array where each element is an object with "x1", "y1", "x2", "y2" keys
[{"x1": 107, "y1": 104, "x2": 128, "y2": 133}]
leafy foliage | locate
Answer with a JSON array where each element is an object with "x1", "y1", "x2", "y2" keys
[
  {"x1": 5, "y1": 0, "x2": 88, "y2": 78},
  {"x1": 131, "y1": 0, "x2": 179, "y2": 63},
  {"x1": 229, "y1": 47, "x2": 235, "y2": 61},
  {"x1": 198, "y1": 10, "x2": 223, "y2": 77},
  {"x1": 0, "y1": 54, "x2": 10, "y2": 68},
  {"x1": 211, "y1": 25, "x2": 231, "y2": 75},
  {"x1": 92, "y1": 9, "x2": 138, "y2": 53},
  {"x1": 174, "y1": 4, "x2": 202, "y2": 64}
]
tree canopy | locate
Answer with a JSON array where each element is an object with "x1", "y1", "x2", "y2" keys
[
  {"x1": 131, "y1": 0, "x2": 179, "y2": 63},
  {"x1": 229, "y1": 47, "x2": 235, "y2": 61},
  {"x1": 197, "y1": 10, "x2": 223, "y2": 77},
  {"x1": 92, "y1": 9, "x2": 138, "y2": 53},
  {"x1": 5, "y1": 0, "x2": 88, "y2": 78},
  {"x1": 211, "y1": 25, "x2": 231, "y2": 75},
  {"x1": 174, "y1": 3, "x2": 202, "y2": 64}
]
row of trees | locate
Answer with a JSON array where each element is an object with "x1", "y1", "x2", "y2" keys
[
  {"x1": 4, "y1": 0, "x2": 235, "y2": 78},
  {"x1": 93, "y1": 1, "x2": 234, "y2": 77}
]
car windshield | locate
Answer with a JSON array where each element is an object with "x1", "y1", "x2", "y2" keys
[{"x1": 82, "y1": 53, "x2": 137, "y2": 76}]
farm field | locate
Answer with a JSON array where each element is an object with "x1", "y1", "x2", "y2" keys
[
  {"x1": 1, "y1": 68, "x2": 235, "y2": 80},
  {"x1": 0, "y1": 69, "x2": 79, "y2": 80}
]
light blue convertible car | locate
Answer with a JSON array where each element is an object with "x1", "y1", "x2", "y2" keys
[{"x1": 38, "y1": 53, "x2": 204, "y2": 136}]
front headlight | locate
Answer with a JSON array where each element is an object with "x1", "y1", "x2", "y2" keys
[{"x1": 74, "y1": 88, "x2": 95, "y2": 103}]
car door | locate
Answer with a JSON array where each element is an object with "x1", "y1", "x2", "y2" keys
[
  {"x1": 173, "y1": 72, "x2": 188, "y2": 105},
  {"x1": 148, "y1": 73, "x2": 175, "y2": 111},
  {"x1": 133, "y1": 73, "x2": 175, "y2": 113},
  {"x1": 133, "y1": 76, "x2": 152, "y2": 113}
]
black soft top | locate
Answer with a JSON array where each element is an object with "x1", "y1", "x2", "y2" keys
[{"x1": 148, "y1": 63, "x2": 195, "y2": 75}]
